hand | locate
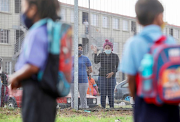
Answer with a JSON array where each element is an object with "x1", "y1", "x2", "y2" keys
[
  {"x1": 9, "y1": 74, "x2": 21, "y2": 90},
  {"x1": 97, "y1": 92, "x2": 100, "y2": 96},
  {"x1": 91, "y1": 45, "x2": 98, "y2": 54},
  {"x1": 106, "y1": 72, "x2": 114, "y2": 78}
]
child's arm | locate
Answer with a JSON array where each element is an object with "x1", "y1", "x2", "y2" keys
[
  {"x1": 127, "y1": 75, "x2": 136, "y2": 99},
  {"x1": 9, "y1": 64, "x2": 39, "y2": 90},
  {"x1": 92, "y1": 79, "x2": 100, "y2": 96},
  {"x1": 94, "y1": 86, "x2": 100, "y2": 96}
]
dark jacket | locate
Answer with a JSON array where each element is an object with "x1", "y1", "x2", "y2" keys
[{"x1": 94, "y1": 52, "x2": 119, "y2": 77}]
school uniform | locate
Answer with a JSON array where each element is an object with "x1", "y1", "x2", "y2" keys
[{"x1": 120, "y1": 25, "x2": 179, "y2": 122}]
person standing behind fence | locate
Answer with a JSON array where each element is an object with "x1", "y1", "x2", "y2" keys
[
  {"x1": 91, "y1": 40, "x2": 119, "y2": 108},
  {"x1": 83, "y1": 19, "x2": 89, "y2": 34},
  {"x1": 9, "y1": 0, "x2": 60, "y2": 122},
  {"x1": 71, "y1": 44, "x2": 92, "y2": 108}
]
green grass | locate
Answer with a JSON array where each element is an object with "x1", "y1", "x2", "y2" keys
[
  {"x1": 56, "y1": 116, "x2": 132, "y2": 122},
  {"x1": 0, "y1": 115, "x2": 132, "y2": 122},
  {"x1": 0, "y1": 115, "x2": 22, "y2": 122},
  {"x1": 0, "y1": 108, "x2": 133, "y2": 122}
]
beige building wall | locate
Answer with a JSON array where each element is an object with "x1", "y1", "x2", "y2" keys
[{"x1": 0, "y1": 0, "x2": 21, "y2": 74}]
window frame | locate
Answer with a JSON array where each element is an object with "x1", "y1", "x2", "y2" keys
[
  {"x1": 15, "y1": 0, "x2": 21, "y2": 13},
  {"x1": 112, "y1": 18, "x2": 119, "y2": 30},
  {"x1": 91, "y1": 14, "x2": 98, "y2": 27},
  {"x1": 82, "y1": 12, "x2": 89, "y2": 24},
  {"x1": 70, "y1": 9, "x2": 74, "y2": 23},
  {"x1": 170, "y1": 28, "x2": 174, "y2": 36},
  {"x1": 5, "y1": 61, "x2": 12, "y2": 75},
  {"x1": 123, "y1": 20, "x2": 129, "y2": 31},
  {"x1": 102, "y1": 16, "x2": 109, "y2": 28},
  {"x1": 0, "y1": 29, "x2": 9, "y2": 44},
  {"x1": 131, "y1": 21, "x2": 136, "y2": 32},
  {"x1": 60, "y1": 8, "x2": 66, "y2": 22},
  {"x1": 174, "y1": 29, "x2": 179, "y2": 39},
  {"x1": 0, "y1": 0, "x2": 10, "y2": 13}
]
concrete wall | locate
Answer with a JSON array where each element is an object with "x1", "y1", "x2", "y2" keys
[{"x1": 0, "y1": 0, "x2": 20, "y2": 74}]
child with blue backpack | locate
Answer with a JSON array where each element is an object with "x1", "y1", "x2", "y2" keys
[
  {"x1": 9, "y1": 0, "x2": 62, "y2": 122},
  {"x1": 120, "y1": 0, "x2": 179, "y2": 122}
]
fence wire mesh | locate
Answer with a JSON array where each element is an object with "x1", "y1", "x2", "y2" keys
[{"x1": 0, "y1": 0, "x2": 180, "y2": 111}]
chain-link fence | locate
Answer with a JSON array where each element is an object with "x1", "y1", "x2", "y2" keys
[{"x1": 0, "y1": 0, "x2": 180, "y2": 111}]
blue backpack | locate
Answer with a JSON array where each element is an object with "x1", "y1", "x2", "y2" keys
[
  {"x1": 137, "y1": 35, "x2": 180, "y2": 105},
  {"x1": 31, "y1": 18, "x2": 72, "y2": 98}
]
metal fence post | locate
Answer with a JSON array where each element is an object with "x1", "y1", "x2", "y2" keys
[{"x1": 74, "y1": 0, "x2": 79, "y2": 110}]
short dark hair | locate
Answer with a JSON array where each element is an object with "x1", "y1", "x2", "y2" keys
[
  {"x1": 26, "y1": 0, "x2": 60, "y2": 21},
  {"x1": 135, "y1": 0, "x2": 164, "y2": 26},
  {"x1": 78, "y1": 44, "x2": 83, "y2": 48}
]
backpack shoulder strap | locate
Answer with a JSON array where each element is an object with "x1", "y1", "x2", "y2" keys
[
  {"x1": 142, "y1": 34, "x2": 166, "y2": 44},
  {"x1": 142, "y1": 34, "x2": 167, "y2": 53}
]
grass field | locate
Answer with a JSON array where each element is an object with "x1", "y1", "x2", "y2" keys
[{"x1": 0, "y1": 108, "x2": 133, "y2": 122}]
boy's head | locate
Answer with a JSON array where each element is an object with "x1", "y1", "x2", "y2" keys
[{"x1": 135, "y1": 0, "x2": 164, "y2": 27}]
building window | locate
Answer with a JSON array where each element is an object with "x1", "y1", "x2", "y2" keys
[
  {"x1": 91, "y1": 14, "x2": 98, "y2": 26},
  {"x1": 102, "y1": 16, "x2": 108, "y2": 28},
  {"x1": 82, "y1": 12, "x2": 88, "y2": 24},
  {"x1": 0, "y1": 29, "x2": 9, "y2": 44},
  {"x1": 0, "y1": 0, "x2": 9, "y2": 12},
  {"x1": 131, "y1": 21, "x2": 136, "y2": 32},
  {"x1": 112, "y1": 18, "x2": 119, "y2": 30},
  {"x1": 5, "y1": 62, "x2": 11, "y2": 75},
  {"x1": 15, "y1": 0, "x2": 21, "y2": 13},
  {"x1": 70, "y1": 9, "x2": 74, "y2": 23},
  {"x1": 170, "y1": 28, "x2": 173, "y2": 36},
  {"x1": 174, "y1": 29, "x2": 179, "y2": 39},
  {"x1": 60, "y1": 8, "x2": 66, "y2": 22},
  {"x1": 123, "y1": 20, "x2": 129, "y2": 31}
]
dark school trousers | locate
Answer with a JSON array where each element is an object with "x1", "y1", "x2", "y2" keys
[{"x1": 22, "y1": 79, "x2": 57, "y2": 122}]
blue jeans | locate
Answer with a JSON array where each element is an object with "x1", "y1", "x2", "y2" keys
[{"x1": 98, "y1": 76, "x2": 116, "y2": 108}]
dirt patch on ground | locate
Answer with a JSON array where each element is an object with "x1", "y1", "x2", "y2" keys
[
  {"x1": 0, "y1": 108, "x2": 21, "y2": 117},
  {"x1": 57, "y1": 107, "x2": 132, "y2": 118},
  {"x1": 0, "y1": 107, "x2": 132, "y2": 118}
]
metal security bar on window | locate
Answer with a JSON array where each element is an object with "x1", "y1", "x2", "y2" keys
[
  {"x1": 14, "y1": 33, "x2": 25, "y2": 54},
  {"x1": 15, "y1": 0, "x2": 21, "y2": 13},
  {"x1": 0, "y1": 29, "x2": 9, "y2": 44},
  {"x1": 5, "y1": 62, "x2": 11, "y2": 75}
]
